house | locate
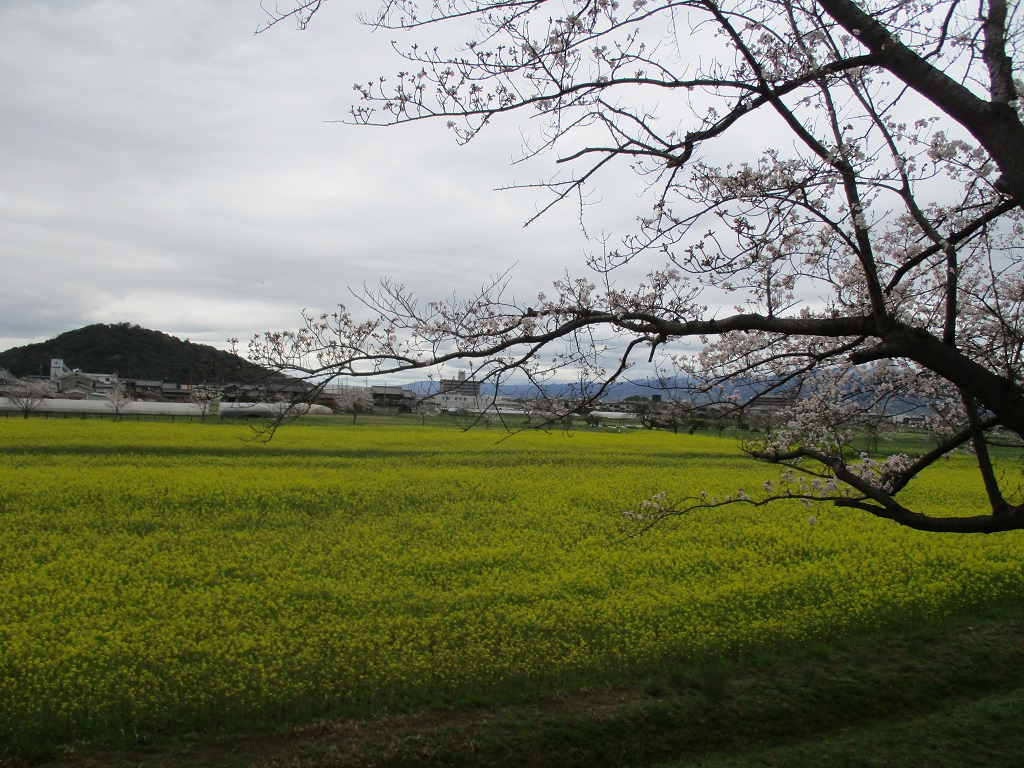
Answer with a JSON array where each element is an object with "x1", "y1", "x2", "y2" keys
[
  {"x1": 370, "y1": 385, "x2": 417, "y2": 412},
  {"x1": 431, "y1": 370, "x2": 486, "y2": 412},
  {"x1": 50, "y1": 359, "x2": 121, "y2": 401},
  {"x1": 218, "y1": 374, "x2": 313, "y2": 402},
  {"x1": 126, "y1": 380, "x2": 194, "y2": 402},
  {"x1": 0, "y1": 368, "x2": 22, "y2": 391},
  {"x1": 740, "y1": 394, "x2": 796, "y2": 426}
]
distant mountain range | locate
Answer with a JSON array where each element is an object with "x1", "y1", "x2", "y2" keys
[
  {"x1": 0, "y1": 323, "x2": 260, "y2": 383},
  {"x1": 406, "y1": 377, "x2": 702, "y2": 401},
  {"x1": 0, "y1": 323, "x2": 716, "y2": 401}
]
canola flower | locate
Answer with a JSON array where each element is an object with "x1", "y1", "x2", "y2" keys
[{"x1": 0, "y1": 419, "x2": 1022, "y2": 750}]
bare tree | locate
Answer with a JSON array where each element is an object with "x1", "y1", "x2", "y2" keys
[
  {"x1": 255, "y1": 0, "x2": 1024, "y2": 533},
  {"x1": 105, "y1": 382, "x2": 133, "y2": 420},
  {"x1": 413, "y1": 397, "x2": 440, "y2": 425},
  {"x1": 4, "y1": 381, "x2": 51, "y2": 419},
  {"x1": 333, "y1": 387, "x2": 374, "y2": 424},
  {"x1": 624, "y1": 395, "x2": 655, "y2": 429},
  {"x1": 190, "y1": 384, "x2": 221, "y2": 422}
]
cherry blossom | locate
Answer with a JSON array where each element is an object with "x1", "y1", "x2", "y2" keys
[{"x1": 255, "y1": 0, "x2": 1024, "y2": 532}]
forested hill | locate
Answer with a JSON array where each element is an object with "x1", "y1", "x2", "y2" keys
[{"x1": 0, "y1": 323, "x2": 260, "y2": 383}]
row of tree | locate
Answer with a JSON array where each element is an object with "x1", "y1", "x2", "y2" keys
[{"x1": 0, "y1": 380, "x2": 217, "y2": 419}]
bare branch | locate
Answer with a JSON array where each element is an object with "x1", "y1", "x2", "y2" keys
[{"x1": 260, "y1": 0, "x2": 1024, "y2": 531}]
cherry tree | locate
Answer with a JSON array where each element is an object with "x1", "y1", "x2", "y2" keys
[
  {"x1": 4, "y1": 381, "x2": 52, "y2": 419},
  {"x1": 254, "y1": 0, "x2": 1024, "y2": 532},
  {"x1": 413, "y1": 396, "x2": 441, "y2": 425},
  {"x1": 333, "y1": 386, "x2": 375, "y2": 424},
  {"x1": 190, "y1": 384, "x2": 221, "y2": 422},
  {"x1": 104, "y1": 382, "x2": 133, "y2": 420}
]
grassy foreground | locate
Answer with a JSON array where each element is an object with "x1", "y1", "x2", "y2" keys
[
  {"x1": 10, "y1": 603, "x2": 1024, "y2": 767},
  {"x1": 2, "y1": 418, "x2": 1024, "y2": 763}
]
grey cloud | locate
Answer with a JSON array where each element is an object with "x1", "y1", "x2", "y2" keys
[{"x1": 0, "y1": 0, "x2": 606, "y2": 352}]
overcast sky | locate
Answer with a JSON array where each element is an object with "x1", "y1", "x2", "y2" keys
[{"x1": 1, "y1": 0, "x2": 620, "y2": 356}]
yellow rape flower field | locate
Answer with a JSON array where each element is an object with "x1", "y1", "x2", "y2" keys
[{"x1": 1, "y1": 419, "x2": 1022, "y2": 751}]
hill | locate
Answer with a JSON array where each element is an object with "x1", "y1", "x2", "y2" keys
[{"x1": 0, "y1": 323, "x2": 259, "y2": 383}]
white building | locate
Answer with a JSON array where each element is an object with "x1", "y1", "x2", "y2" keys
[
  {"x1": 432, "y1": 370, "x2": 486, "y2": 412},
  {"x1": 50, "y1": 358, "x2": 120, "y2": 400}
]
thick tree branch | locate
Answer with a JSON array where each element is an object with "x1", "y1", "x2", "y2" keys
[
  {"x1": 261, "y1": 0, "x2": 1024, "y2": 533},
  {"x1": 817, "y1": 0, "x2": 1024, "y2": 204}
]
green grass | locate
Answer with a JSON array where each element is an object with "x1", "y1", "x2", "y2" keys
[
  {"x1": 3, "y1": 419, "x2": 1024, "y2": 765},
  {"x1": 7, "y1": 407, "x2": 999, "y2": 460},
  {"x1": 9, "y1": 603, "x2": 1024, "y2": 767}
]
